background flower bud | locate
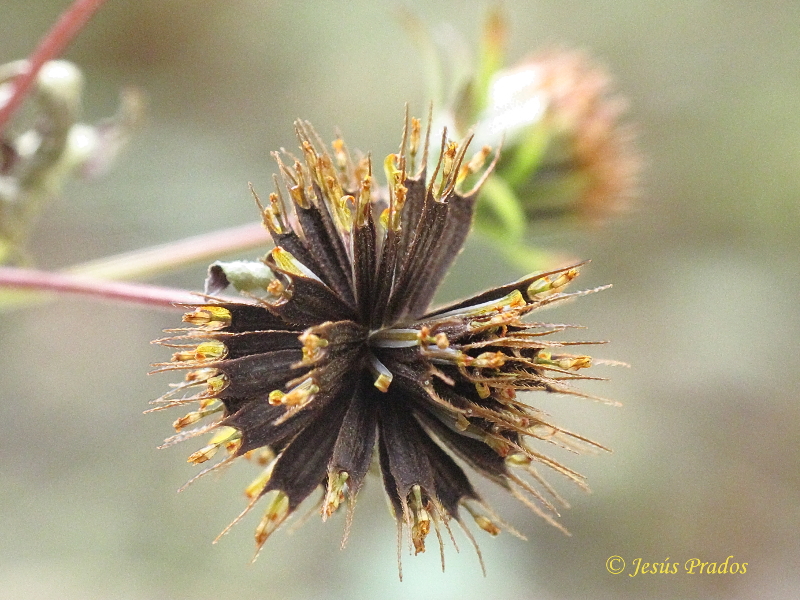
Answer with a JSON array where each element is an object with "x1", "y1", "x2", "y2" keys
[{"x1": 420, "y1": 8, "x2": 640, "y2": 270}]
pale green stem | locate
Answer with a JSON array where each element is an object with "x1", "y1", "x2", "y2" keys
[
  {"x1": 498, "y1": 239, "x2": 572, "y2": 274},
  {"x1": 476, "y1": 174, "x2": 527, "y2": 242},
  {"x1": 397, "y1": 9, "x2": 443, "y2": 107},
  {"x1": 474, "y1": 5, "x2": 507, "y2": 115},
  {"x1": 0, "y1": 221, "x2": 270, "y2": 309},
  {"x1": 66, "y1": 221, "x2": 270, "y2": 280}
]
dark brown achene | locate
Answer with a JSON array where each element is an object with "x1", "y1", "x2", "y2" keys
[{"x1": 150, "y1": 112, "x2": 614, "y2": 574}]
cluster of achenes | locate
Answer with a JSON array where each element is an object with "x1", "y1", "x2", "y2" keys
[{"x1": 151, "y1": 112, "x2": 612, "y2": 571}]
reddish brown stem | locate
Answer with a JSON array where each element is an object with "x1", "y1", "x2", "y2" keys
[
  {"x1": 0, "y1": 0, "x2": 109, "y2": 132},
  {"x1": 0, "y1": 266, "x2": 202, "y2": 310}
]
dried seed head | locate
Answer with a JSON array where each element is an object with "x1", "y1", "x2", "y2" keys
[{"x1": 152, "y1": 111, "x2": 616, "y2": 573}]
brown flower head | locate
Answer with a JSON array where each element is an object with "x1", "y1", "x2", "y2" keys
[
  {"x1": 475, "y1": 50, "x2": 639, "y2": 221},
  {"x1": 151, "y1": 111, "x2": 613, "y2": 573}
]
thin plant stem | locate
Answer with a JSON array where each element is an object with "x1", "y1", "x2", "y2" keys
[
  {"x1": 0, "y1": 222, "x2": 270, "y2": 310},
  {"x1": 0, "y1": 266, "x2": 202, "y2": 310},
  {"x1": 0, "y1": 0, "x2": 109, "y2": 132},
  {"x1": 66, "y1": 222, "x2": 271, "y2": 280}
]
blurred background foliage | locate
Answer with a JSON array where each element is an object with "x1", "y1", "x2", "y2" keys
[{"x1": 1, "y1": 1, "x2": 799, "y2": 599}]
